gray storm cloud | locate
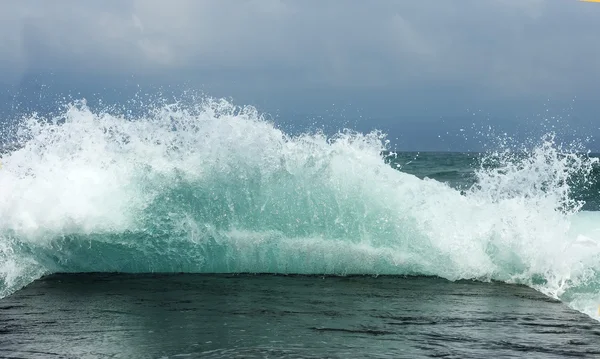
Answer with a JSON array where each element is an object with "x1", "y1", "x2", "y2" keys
[{"x1": 0, "y1": 0, "x2": 599, "y2": 96}]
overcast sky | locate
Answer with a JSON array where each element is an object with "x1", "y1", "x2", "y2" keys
[{"x1": 1, "y1": 0, "x2": 599, "y2": 150}]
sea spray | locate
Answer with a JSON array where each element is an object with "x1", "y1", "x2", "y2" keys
[{"x1": 0, "y1": 98, "x2": 599, "y2": 320}]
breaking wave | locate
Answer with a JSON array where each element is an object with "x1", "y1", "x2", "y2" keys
[{"x1": 0, "y1": 98, "x2": 599, "y2": 320}]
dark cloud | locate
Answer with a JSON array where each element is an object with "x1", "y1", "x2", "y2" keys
[{"x1": 0, "y1": 0, "x2": 599, "y2": 97}]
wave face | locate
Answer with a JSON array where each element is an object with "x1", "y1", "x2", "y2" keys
[{"x1": 1, "y1": 99, "x2": 600, "y2": 320}]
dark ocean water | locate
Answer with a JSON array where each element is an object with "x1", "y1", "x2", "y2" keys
[
  {"x1": 386, "y1": 151, "x2": 600, "y2": 211},
  {"x1": 1, "y1": 99, "x2": 600, "y2": 357},
  {"x1": 2, "y1": 274, "x2": 600, "y2": 359}
]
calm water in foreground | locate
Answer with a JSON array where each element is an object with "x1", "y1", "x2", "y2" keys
[{"x1": 1, "y1": 274, "x2": 599, "y2": 359}]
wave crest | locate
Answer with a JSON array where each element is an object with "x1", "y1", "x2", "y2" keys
[{"x1": 1, "y1": 98, "x2": 600, "y2": 320}]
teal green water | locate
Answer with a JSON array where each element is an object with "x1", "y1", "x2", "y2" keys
[{"x1": 0, "y1": 99, "x2": 599, "y2": 323}]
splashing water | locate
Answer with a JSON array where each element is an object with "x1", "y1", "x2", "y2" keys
[{"x1": 0, "y1": 98, "x2": 599, "y2": 320}]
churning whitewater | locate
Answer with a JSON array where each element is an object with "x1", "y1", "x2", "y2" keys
[{"x1": 0, "y1": 99, "x2": 599, "y2": 320}]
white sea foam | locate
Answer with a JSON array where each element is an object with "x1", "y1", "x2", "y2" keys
[{"x1": 0, "y1": 98, "x2": 599, "y2": 321}]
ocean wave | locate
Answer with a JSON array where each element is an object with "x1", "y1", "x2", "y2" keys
[{"x1": 1, "y1": 98, "x2": 599, "y2": 320}]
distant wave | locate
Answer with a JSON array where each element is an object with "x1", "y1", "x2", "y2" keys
[{"x1": 0, "y1": 98, "x2": 599, "y2": 321}]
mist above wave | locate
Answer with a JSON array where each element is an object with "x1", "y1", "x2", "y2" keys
[{"x1": 0, "y1": 98, "x2": 599, "y2": 319}]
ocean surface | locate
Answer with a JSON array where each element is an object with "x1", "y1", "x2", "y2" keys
[
  {"x1": 1, "y1": 98, "x2": 600, "y2": 357},
  {"x1": 2, "y1": 274, "x2": 600, "y2": 358}
]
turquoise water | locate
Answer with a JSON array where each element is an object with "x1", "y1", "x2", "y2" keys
[{"x1": 0, "y1": 98, "x2": 600, "y2": 327}]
